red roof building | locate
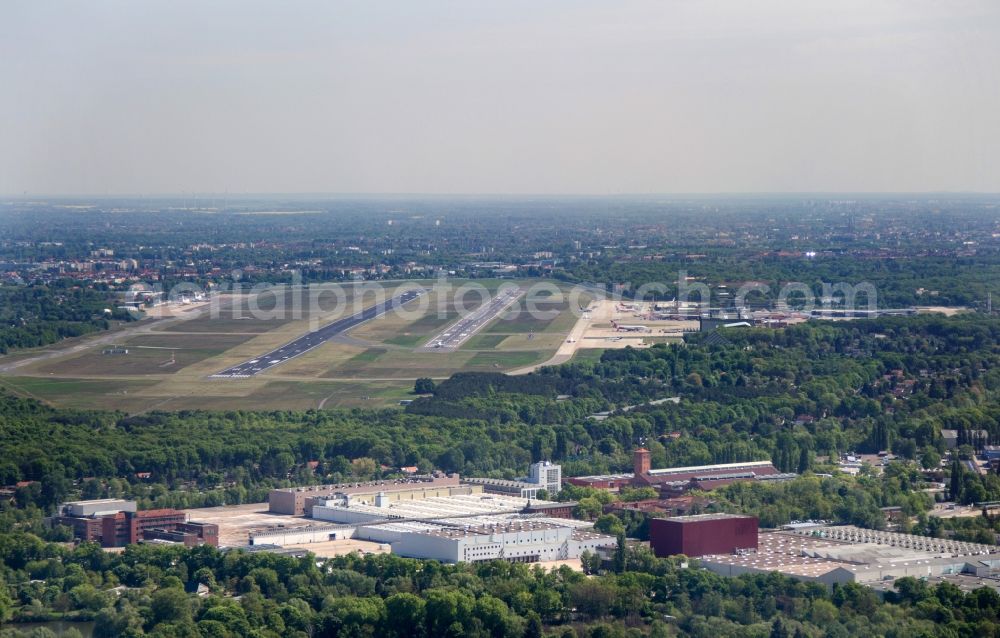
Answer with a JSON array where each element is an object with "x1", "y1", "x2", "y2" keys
[
  {"x1": 566, "y1": 453, "x2": 784, "y2": 496},
  {"x1": 57, "y1": 506, "x2": 218, "y2": 548}
]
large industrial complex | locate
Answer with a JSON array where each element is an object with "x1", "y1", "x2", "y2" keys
[
  {"x1": 50, "y1": 461, "x2": 1000, "y2": 591},
  {"x1": 50, "y1": 467, "x2": 610, "y2": 566},
  {"x1": 252, "y1": 458, "x2": 795, "y2": 566},
  {"x1": 650, "y1": 514, "x2": 1000, "y2": 592},
  {"x1": 49, "y1": 459, "x2": 999, "y2": 587},
  {"x1": 254, "y1": 462, "x2": 613, "y2": 564}
]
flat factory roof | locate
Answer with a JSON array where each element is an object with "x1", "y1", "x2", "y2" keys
[
  {"x1": 572, "y1": 460, "x2": 776, "y2": 483},
  {"x1": 663, "y1": 513, "x2": 756, "y2": 523},
  {"x1": 316, "y1": 494, "x2": 548, "y2": 521},
  {"x1": 700, "y1": 531, "x2": 1000, "y2": 583}
]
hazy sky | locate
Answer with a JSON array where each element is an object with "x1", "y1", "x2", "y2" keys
[{"x1": 2, "y1": 1, "x2": 998, "y2": 195}]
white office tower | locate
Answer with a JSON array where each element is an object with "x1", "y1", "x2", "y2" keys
[{"x1": 529, "y1": 461, "x2": 562, "y2": 495}]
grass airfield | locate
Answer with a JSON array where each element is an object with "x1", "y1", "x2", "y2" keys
[{"x1": 0, "y1": 280, "x2": 594, "y2": 412}]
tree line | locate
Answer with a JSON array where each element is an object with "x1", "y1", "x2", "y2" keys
[{"x1": 4, "y1": 533, "x2": 1000, "y2": 637}]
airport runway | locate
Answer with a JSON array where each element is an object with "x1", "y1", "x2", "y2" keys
[
  {"x1": 424, "y1": 287, "x2": 524, "y2": 350},
  {"x1": 212, "y1": 289, "x2": 425, "y2": 378}
]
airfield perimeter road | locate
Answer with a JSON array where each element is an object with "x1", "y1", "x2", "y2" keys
[
  {"x1": 212, "y1": 288, "x2": 426, "y2": 378},
  {"x1": 423, "y1": 287, "x2": 524, "y2": 350}
]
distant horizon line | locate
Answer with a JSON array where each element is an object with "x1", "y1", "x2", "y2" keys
[{"x1": 3, "y1": 190, "x2": 1000, "y2": 200}]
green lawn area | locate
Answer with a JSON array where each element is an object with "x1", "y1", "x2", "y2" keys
[
  {"x1": 322, "y1": 350, "x2": 476, "y2": 379},
  {"x1": 466, "y1": 351, "x2": 546, "y2": 369},
  {"x1": 570, "y1": 348, "x2": 606, "y2": 364},
  {"x1": 0, "y1": 374, "x2": 415, "y2": 412},
  {"x1": 484, "y1": 301, "x2": 572, "y2": 334},
  {"x1": 383, "y1": 334, "x2": 427, "y2": 347},
  {"x1": 0, "y1": 376, "x2": 161, "y2": 411},
  {"x1": 32, "y1": 333, "x2": 255, "y2": 377},
  {"x1": 219, "y1": 379, "x2": 413, "y2": 410},
  {"x1": 160, "y1": 317, "x2": 295, "y2": 333},
  {"x1": 346, "y1": 348, "x2": 388, "y2": 365},
  {"x1": 461, "y1": 334, "x2": 507, "y2": 350}
]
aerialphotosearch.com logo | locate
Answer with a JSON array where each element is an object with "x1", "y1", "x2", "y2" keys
[{"x1": 124, "y1": 269, "x2": 878, "y2": 326}]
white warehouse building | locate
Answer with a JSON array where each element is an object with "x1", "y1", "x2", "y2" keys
[
  {"x1": 312, "y1": 493, "x2": 541, "y2": 525},
  {"x1": 393, "y1": 520, "x2": 614, "y2": 564}
]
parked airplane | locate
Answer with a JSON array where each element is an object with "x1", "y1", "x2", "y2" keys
[{"x1": 611, "y1": 321, "x2": 651, "y2": 333}]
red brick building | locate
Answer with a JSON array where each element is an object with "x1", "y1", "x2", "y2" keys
[
  {"x1": 603, "y1": 495, "x2": 712, "y2": 517},
  {"x1": 56, "y1": 503, "x2": 218, "y2": 548},
  {"x1": 143, "y1": 522, "x2": 220, "y2": 547},
  {"x1": 649, "y1": 513, "x2": 758, "y2": 558},
  {"x1": 522, "y1": 501, "x2": 575, "y2": 518},
  {"x1": 565, "y1": 449, "x2": 782, "y2": 496},
  {"x1": 99, "y1": 509, "x2": 189, "y2": 547},
  {"x1": 57, "y1": 516, "x2": 104, "y2": 543}
]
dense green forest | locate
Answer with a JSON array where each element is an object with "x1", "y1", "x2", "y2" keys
[
  {"x1": 0, "y1": 283, "x2": 134, "y2": 354},
  {"x1": 3, "y1": 534, "x2": 1000, "y2": 637}
]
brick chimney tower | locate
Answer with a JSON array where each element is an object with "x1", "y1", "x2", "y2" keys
[{"x1": 633, "y1": 447, "x2": 651, "y2": 475}]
